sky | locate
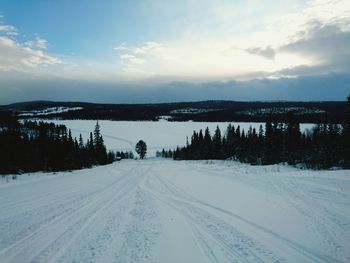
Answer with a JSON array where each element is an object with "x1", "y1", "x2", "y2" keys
[{"x1": 0, "y1": 0, "x2": 349, "y2": 104}]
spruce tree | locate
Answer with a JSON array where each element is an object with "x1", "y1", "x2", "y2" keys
[
  {"x1": 285, "y1": 112, "x2": 301, "y2": 164},
  {"x1": 203, "y1": 127, "x2": 212, "y2": 159},
  {"x1": 212, "y1": 126, "x2": 222, "y2": 159},
  {"x1": 342, "y1": 95, "x2": 350, "y2": 167},
  {"x1": 135, "y1": 140, "x2": 147, "y2": 159}
]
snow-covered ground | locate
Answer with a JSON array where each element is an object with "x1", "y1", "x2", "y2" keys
[
  {"x1": 1, "y1": 159, "x2": 349, "y2": 263},
  {"x1": 46, "y1": 120, "x2": 316, "y2": 156},
  {"x1": 18, "y1": 107, "x2": 83, "y2": 117}
]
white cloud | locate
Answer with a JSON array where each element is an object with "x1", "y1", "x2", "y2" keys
[
  {"x1": 113, "y1": 42, "x2": 127, "y2": 51},
  {"x1": 114, "y1": 38, "x2": 312, "y2": 81},
  {"x1": 112, "y1": 0, "x2": 350, "y2": 81},
  {"x1": 120, "y1": 53, "x2": 144, "y2": 65},
  {"x1": 0, "y1": 18, "x2": 62, "y2": 75},
  {"x1": 128, "y1": 57, "x2": 145, "y2": 65},
  {"x1": 120, "y1": 53, "x2": 135, "y2": 60},
  {"x1": 0, "y1": 25, "x2": 16, "y2": 31},
  {"x1": 2, "y1": 0, "x2": 349, "y2": 84},
  {"x1": 24, "y1": 41, "x2": 34, "y2": 48},
  {"x1": 35, "y1": 37, "x2": 48, "y2": 49},
  {"x1": 134, "y1": 41, "x2": 162, "y2": 54},
  {"x1": 0, "y1": 25, "x2": 18, "y2": 35},
  {"x1": 0, "y1": 35, "x2": 61, "y2": 73}
]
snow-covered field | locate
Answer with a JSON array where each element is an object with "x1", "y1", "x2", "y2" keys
[
  {"x1": 19, "y1": 107, "x2": 83, "y2": 117},
  {"x1": 46, "y1": 120, "x2": 316, "y2": 156},
  {"x1": 0, "y1": 159, "x2": 349, "y2": 263}
]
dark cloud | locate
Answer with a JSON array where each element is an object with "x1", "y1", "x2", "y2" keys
[
  {"x1": 245, "y1": 46, "x2": 275, "y2": 59},
  {"x1": 0, "y1": 74, "x2": 348, "y2": 105},
  {"x1": 279, "y1": 22, "x2": 350, "y2": 76}
]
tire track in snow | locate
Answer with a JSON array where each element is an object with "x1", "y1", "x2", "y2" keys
[
  {"x1": 143, "y1": 169, "x2": 284, "y2": 263},
  {"x1": 0, "y1": 166, "x2": 125, "y2": 249},
  {"x1": 143, "y1": 166, "x2": 340, "y2": 263},
  {"x1": 0, "y1": 164, "x2": 141, "y2": 263},
  {"x1": 44, "y1": 163, "x2": 150, "y2": 263},
  {"x1": 0, "y1": 165, "x2": 123, "y2": 219},
  {"x1": 265, "y1": 174, "x2": 349, "y2": 261},
  {"x1": 115, "y1": 163, "x2": 160, "y2": 263},
  {"x1": 188, "y1": 222, "x2": 220, "y2": 263},
  {"x1": 184, "y1": 161, "x2": 346, "y2": 262},
  {"x1": 45, "y1": 172, "x2": 139, "y2": 263}
]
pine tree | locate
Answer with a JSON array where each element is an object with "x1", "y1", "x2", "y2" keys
[
  {"x1": 79, "y1": 134, "x2": 84, "y2": 149},
  {"x1": 263, "y1": 120, "x2": 274, "y2": 164},
  {"x1": 94, "y1": 121, "x2": 102, "y2": 147},
  {"x1": 135, "y1": 140, "x2": 147, "y2": 159},
  {"x1": 203, "y1": 127, "x2": 212, "y2": 159},
  {"x1": 342, "y1": 95, "x2": 350, "y2": 167},
  {"x1": 285, "y1": 112, "x2": 301, "y2": 164},
  {"x1": 212, "y1": 126, "x2": 222, "y2": 159},
  {"x1": 161, "y1": 96, "x2": 349, "y2": 169}
]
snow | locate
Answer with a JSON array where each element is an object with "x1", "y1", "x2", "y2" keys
[
  {"x1": 18, "y1": 107, "x2": 83, "y2": 117},
  {"x1": 0, "y1": 159, "x2": 349, "y2": 263},
  {"x1": 170, "y1": 108, "x2": 220, "y2": 114},
  {"x1": 44, "y1": 120, "x2": 316, "y2": 156},
  {"x1": 238, "y1": 107, "x2": 326, "y2": 116}
]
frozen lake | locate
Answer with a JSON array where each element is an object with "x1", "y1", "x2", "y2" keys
[{"x1": 46, "y1": 120, "x2": 316, "y2": 156}]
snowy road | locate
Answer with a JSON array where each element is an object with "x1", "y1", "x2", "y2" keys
[{"x1": 0, "y1": 160, "x2": 349, "y2": 262}]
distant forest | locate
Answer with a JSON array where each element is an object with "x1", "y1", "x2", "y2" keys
[
  {"x1": 0, "y1": 113, "x2": 132, "y2": 174},
  {"x1": 1, "y1": 96, "x2": 349, "y2": 174},
  {"x1": 159, "y1": 96, "x2": 350, "y2": 169},
  {"x1": 1, "y1": 100, "x2": 347, "y2": 123}
]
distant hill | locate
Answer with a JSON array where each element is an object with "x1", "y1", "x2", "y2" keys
[{"x1": 0, "y1": 100, "x2": 346, "y2": 123}]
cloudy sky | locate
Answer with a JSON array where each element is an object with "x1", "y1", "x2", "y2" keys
[{"x1": 0, "y1": 0, "x2": 349, "y2": 104}]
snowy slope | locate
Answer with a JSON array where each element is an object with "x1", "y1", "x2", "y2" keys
[{"x1": 0, "y1": 160, "x2": 349, "y2": 262}]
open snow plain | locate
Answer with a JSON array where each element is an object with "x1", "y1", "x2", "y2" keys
[{"x1": 1, "y1": 159, "x2": 349, "y2": 263}]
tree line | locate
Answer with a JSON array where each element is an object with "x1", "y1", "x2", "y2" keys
[
  {"x1": 158, "y1": 96, "x2": 350, "y2": 169},
  {"x1": 0, "y1": 113, "x2": 132, "y2": 174}
]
